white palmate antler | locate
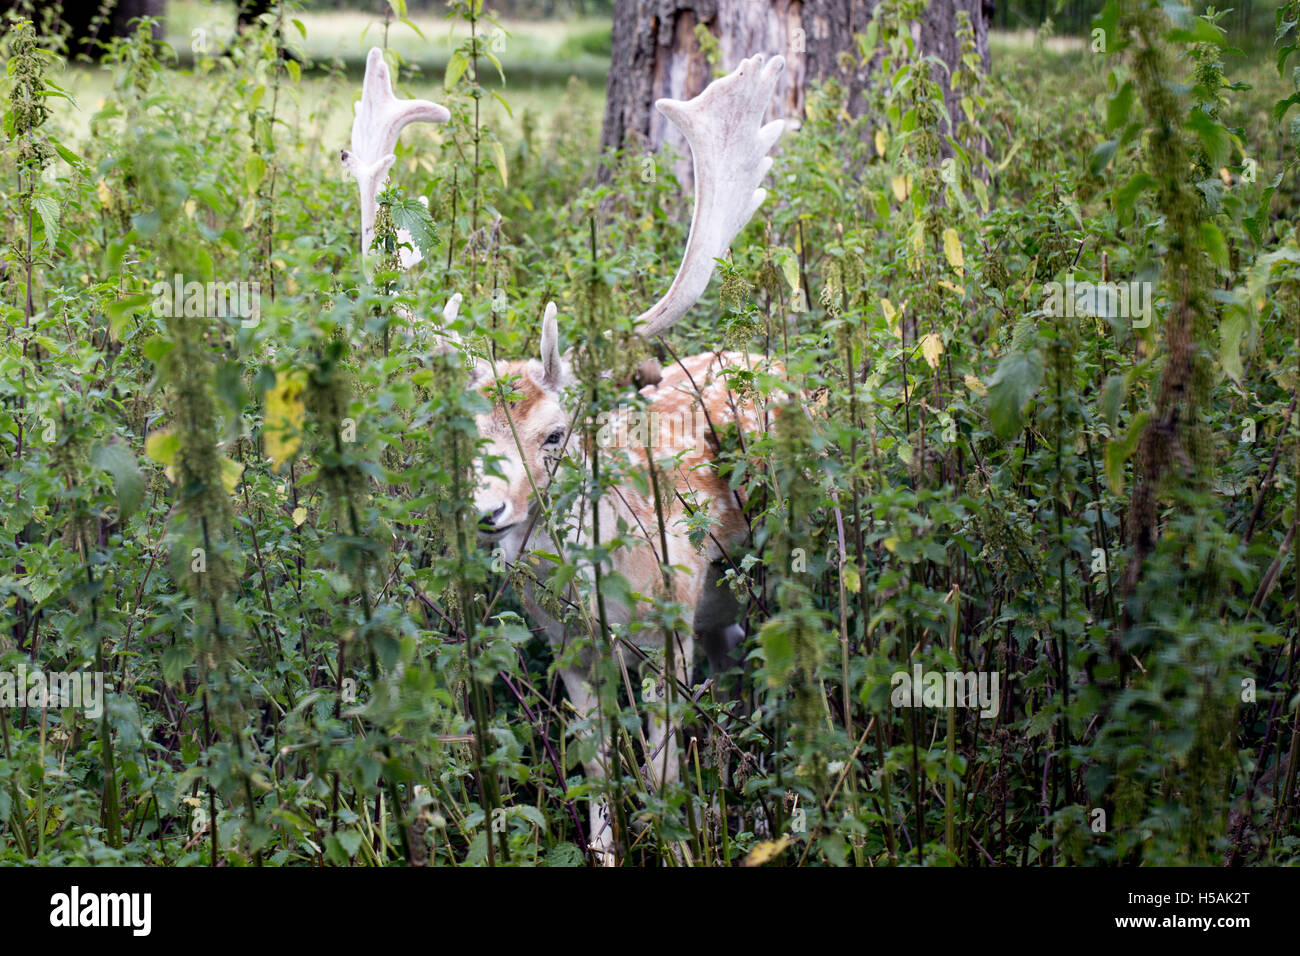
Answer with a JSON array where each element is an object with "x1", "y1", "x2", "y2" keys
[
  {"x1": 341, "y1": 47, "x2": 450, "y2": 270},
  {"x1": 635, "y1": 53, "x2": 788, "y2": 339}
]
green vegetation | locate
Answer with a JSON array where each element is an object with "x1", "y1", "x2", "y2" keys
[{"x1": 0, "y1": 0, "x2": 1296, "y2": 866}]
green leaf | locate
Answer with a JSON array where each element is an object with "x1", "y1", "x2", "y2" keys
[
  {"x1": 32, "y1": 195, "x2": 59, "y2": 247},
  {"x1": 1103, "y1": 439, "x2": 1127, "y2": 496},
  {"x1": 1200, "y1": 221, "x2": 1228, "y2": 270},
  {"x1": 389, "y1": 197, "x2": 439, "y2": 254},
  {"x1": 1184, "y1": 111, "x2": 1230, "y2": 169},
  {"x1": 1100, "y1": 374, "x2": 1125, "y2": 430},
  {"x1": 1089, "y1": 140, "x2": 1118, "y2": 176},
  {"x1": 758, "y1": 618, "x2": 794, "y2": 688},
  {"x1": 245, "y1": 154, "x2": 267, "y2": 195},
  {"x1": 1106, "y1": 81, "x2": 1134, "y2": 132},
  {"x1": 445, "y1": 51, "x2": 469, "y2": 90},
  {"x1": 161, "y1": 645, "x2": 192, "y2": 685},
  {"x1": 92, "y1": 442, "x2": 144, "y2": 521},
  {"x1": 985, "y1": 349, "x2": 1044, "y2": 439},
  {"x1": 107, "y1": 292, "x2": 153, "y2": 341},
  {"x1": 1114, "y1": 172, "x2": 1154, "y2": 218},
  {"x1": 490, "y1": 139, "x2": 508, "y2": 188},
  {"x1": 773, "y1": 246, "x2": 800, "y2": 291},
  {"x1": 1220, "y1": 311, "x2": 1245, "y2": 385}
]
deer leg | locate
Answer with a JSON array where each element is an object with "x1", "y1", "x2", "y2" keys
[
  {"x1": 646, "y1": 631, "x2": 693, "y2": 791},
  {"x1": 695, "y1": 561, "x2": 747, "y2": 703},
  {"x1": 558, "y1": 666, "x2": 617, "y2": 866}
]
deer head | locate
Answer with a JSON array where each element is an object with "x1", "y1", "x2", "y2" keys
[{"x1": 345, "y1": 50, "x2": 787, "y2": 561}]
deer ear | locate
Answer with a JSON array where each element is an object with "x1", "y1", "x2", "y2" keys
[{"x1": 539, "y1": 301, "x2": 566, "y2": 391}]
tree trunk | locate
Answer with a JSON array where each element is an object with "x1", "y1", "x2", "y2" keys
[{"x1": 600, "y1": 0, "x2": 989, "y2": 184}]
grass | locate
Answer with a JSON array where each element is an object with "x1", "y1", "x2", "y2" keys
[{"x1": 166, "y1": 0, "x2": 611, "y2": 83}]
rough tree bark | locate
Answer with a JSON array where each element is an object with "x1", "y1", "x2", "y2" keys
[{"x1": 600, "y1": 0, "x2": 989, "y2": 184}]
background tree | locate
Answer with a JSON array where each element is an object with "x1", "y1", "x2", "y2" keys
[
  {"x1": 0, "y1": 0, "x2": 165, "y2": 58},
  {"x1": 600, "y1": 0, "x2": 989, "y2": 181}
]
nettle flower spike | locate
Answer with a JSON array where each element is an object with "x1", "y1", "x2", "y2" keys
[{"x1": 341, "y1": 47, "x2": 449, "y2": 270}]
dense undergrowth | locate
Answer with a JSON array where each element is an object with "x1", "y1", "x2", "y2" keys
[{"x1": 0, "y1": 0, "x2": 1297, "y2": 866}]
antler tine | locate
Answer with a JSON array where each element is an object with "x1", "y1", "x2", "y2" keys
[
  {"x1": 341, "y1": 47, "x2": 450, "y2": 271},
  {"x1": 635, "y1": 54, "x2": 788, "y2": 339}
]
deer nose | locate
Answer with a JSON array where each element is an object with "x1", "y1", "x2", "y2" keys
[{"x1": 479, "y1": 503, "x2": 508, "y2": 530}]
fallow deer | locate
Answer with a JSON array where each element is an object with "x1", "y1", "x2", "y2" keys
[{"x1": 344, "y1": 46, "x2": 789, "y2": 863}]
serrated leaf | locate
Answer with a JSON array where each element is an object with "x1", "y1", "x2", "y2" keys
[
  {"x1": 1106, "y1": 81, "x2": 1135, "y2": 132},
  {"x1": 921, "y1": 332, "x2": 945, "y2": 369},
  {"x1": 880, "y1": 298, "x2": 899, "y2": 337},
  {"x1": 264, "y1": 370, "x2": 307, "y2": 472},
  {"x1": 758, "y1": 618, "x2": 794, "y2": 688},
  {"x1": 245, "y1": 154, "x2": 266, "y2": 195},
  {"x1": 161, "y1": 645, "x2": 192, "y2": 685},
  {"x1": 1200, "y1": 221, "x2": 1228, "y2": 270},
  {"x1": 220, "y1": 457, "x2": 244, "y2": 495},
  {"x1": 389, "y1": 197, "x2": 439, "y2": 255},
  {"x1": 1184, "y1": 111, "x2": 1230, "y2": 169},
  {"x1": 92, "y1": 442, "x2": 144, "y2": 521},
  {"x1": 1104, "y1": 439, "x2": 1128, "y2": 495},
  {"x1": 942, "y1": 227, "x2": 964, "y2": 276},
  {"x1": 445, "y1": 51, "x2": 468, "y2": 90},
  {"x1": 773, "y1": 247, "x2": 800, "y2": 292},
  {"x1": 107, "y1": 292, "x2": 152, "y2": 341},
  {"x1": 842, "y1": 563, "x2": 860, "y2": 594},
  {"x1": 1089, "y1": 139, "x2": 1118, "y2": 176},
  {"x1": 145, "y1": 429, "x2": 179, "y2": 466},
  {"x1": 1100, "y1": 374, "x2": 1125, "y2": 430},
  {"x1": 32, "y1": 195, "x2": 59, "y2": 247},
  {"x1": 986, "y1": 349, "x2": 1044, "y2": 439},
  {"x1": 490, "y1": 139, "x2": 508, "y2": 188},
  {"x1": 742, "y1": 834, "x2": 791, "y2": 866},
  {"x1": 1220, "y1": 311, "x2": 1245, "y2": 385}
]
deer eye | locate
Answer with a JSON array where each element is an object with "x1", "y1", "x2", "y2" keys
[{"x1": 543, "y1": 429, "x2": 566, "y2": 447}]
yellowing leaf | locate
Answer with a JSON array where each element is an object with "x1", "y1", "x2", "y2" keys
[
  {"x1": 963, "y1": 374, "x2": 987, "y2": 396},
  {"x1": 842, "y1": 563, "x2": 861, "y2": 594},
  {"x1": 883, "y1": 536, "x2": 900, "y2": 554},
  {"x1": 292, "y1": 506, "x2": 307, "y2": 527},
  {"x1": 775, "y1": 247, "x2": 801, "y2": 292},
  {"x1": 908, "y1": 220, "x2": 925, "y2": 257},
  {"x1": 145, "y1": 429, "x2": 179, "y2": 466},
  {"x1": 220, "y1": 457, "x2": 244, "y2": 494},
  {"x1": 874, "y1": 128, "x2": 888, "y2": 157},
  {"x1": 742, "y1": 834, "x2": 791, "y2": 867},
  {"x1": 890, "y1": 175, "x2": 908, "y2": 202},
  {"x1": 880, "y1": 297, "x2": 898, "y2": 336},
  {"x1": 921, "y1": 332, "x2": 945, "y2": 369},
  {"x1": 96, "y1": 178, "x2": 113, "y2": 209},
  {"x1": 942, "y1": 227, "x2": 964, "y2": 277},
  {"x1": 264, "y1": 370, "x2": 307, "y2": 472},
  {"x1": 490, "y1": 140, "x2": 508, "y2": 188}
]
